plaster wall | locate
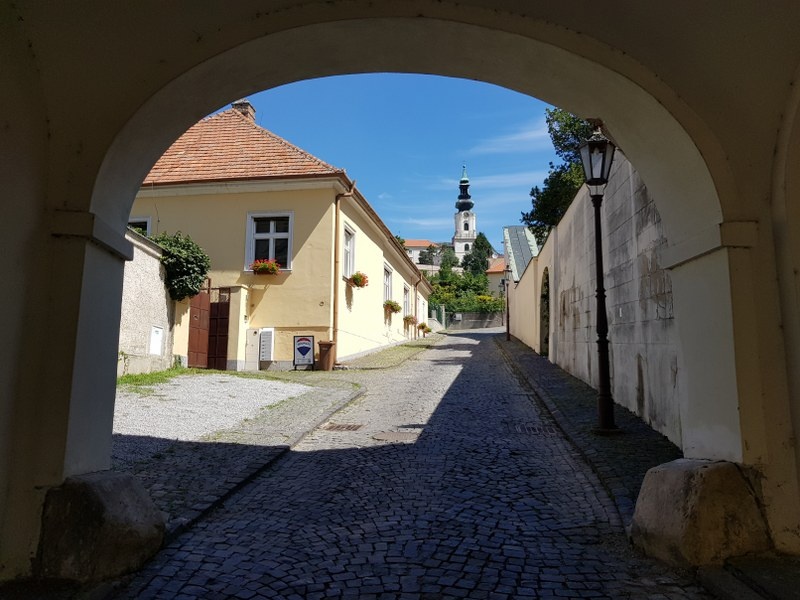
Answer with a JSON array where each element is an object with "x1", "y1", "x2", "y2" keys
[
  {"x1": 508, "y1": 259, "x2": 540, "y2": 352},
  {"x1": 117, "y1": 231, "x2": 175, "y2": 375},
  {"x1": 513, "y1": 155, "x2": 684, "y2": 445},
  {"x1": 337, "y1": 199, "x2": 428, "y2": 358},
  {"x1": 132, "y1": 184, "x2": 336, "y2": 364}
]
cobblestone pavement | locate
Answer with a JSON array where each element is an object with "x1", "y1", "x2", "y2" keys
[{"x1": 112, "y1": 330, "x2": 710, "y2": 600}]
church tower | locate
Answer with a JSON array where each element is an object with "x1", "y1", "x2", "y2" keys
[{"x1": 452, "y1": 164, "x2": 477, "y2": 263}]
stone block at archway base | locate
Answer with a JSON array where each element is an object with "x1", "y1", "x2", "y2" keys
[
  {"x1": 630, "y1": 459, "x2": 771, "y2": 566},
  {"x1": 36, "y1": 471, "x2": 165, "y2": 583}
]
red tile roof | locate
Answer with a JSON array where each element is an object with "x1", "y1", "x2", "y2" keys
[
  {"x1": 143, "y1": 107, "x2": 345, "y2": 186},
  {"x1": 486, "y1": 256, "x2": 506, "y2": 273},
  {"x1": 404, "y1": 239, "x2": 438, "y2": 248}
]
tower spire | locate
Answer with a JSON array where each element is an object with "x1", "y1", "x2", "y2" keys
[{"x1": 455, "y1": 163, "x2": 474, "y2": 211}]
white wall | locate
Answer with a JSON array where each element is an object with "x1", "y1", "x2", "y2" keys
[
  {"x1": 511, "y1": 154, "x2": 684, "y2": 445},
  {"x1": 117, "y1": 231, "x2": 175, "y2": 375}
]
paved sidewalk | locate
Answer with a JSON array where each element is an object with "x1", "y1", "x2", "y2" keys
[{"x1": 495, "y1": 333, "x2": 800, "y2": 600}]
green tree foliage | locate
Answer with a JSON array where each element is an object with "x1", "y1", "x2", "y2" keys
[
  {"x1": 428, "y1": 270, "x2": 504, "y2": 314},
  {"x1": 151, "y1": 232, "x2": 211, "y2": 301},
  {"x1": 460, "y1": 232, "x2": 493, "y2": 276},
  {"x1": 394, "y1": 234, "x2": 406, "y2": 247},
  {"x1": 437, "y1": 246, "x2": 459, "y2": 281},
  {"x1": 418, "y1": 244, "x2": 439, "y2": 265},
  {"x1": 521, "y1": 108, "x2": 594, "y2": 247}
]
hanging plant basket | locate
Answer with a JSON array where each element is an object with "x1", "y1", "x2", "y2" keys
[
  {"x1": 383, "y1": 300, "x2": 402, "y2": 313},
  {"x1": 250, "y1": 259, "x2": 281, "y2": 274},
  {"x1": 403, "y1": 315, "x2": 418, "y2": 326},
  {"x1": 348, "y1": 271, "x2": 369, "y2": 288}
]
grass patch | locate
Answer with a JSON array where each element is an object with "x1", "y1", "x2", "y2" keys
[{"x1": 117, "y1": 367, "x2": 188, "y2": 393}]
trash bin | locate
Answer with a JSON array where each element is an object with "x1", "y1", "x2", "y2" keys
[{"x1": 317, "y1": 340, "x2": 336, "y2": 371}]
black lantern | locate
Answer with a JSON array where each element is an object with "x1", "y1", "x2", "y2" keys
[
  {"x1": 579, "y1": 130, "x2": 616, "y2": 191},
  {"x1": 579, "y1": 128, "x2": 618, "y2": 432}
]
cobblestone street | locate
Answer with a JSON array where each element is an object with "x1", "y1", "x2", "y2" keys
[{"x1": 113, "y1": 330, "x2": 709, "y2": 599}]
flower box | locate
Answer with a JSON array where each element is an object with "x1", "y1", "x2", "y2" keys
[
  {"x1": 250, "y1": 258, "x2": 281, "y2": 275},
  {"x1": 383, "y1": 300, "x2": 402, "y2": 313},
  {"x1": 348, "y1": 271, "x2": 369, "y2": 288}
]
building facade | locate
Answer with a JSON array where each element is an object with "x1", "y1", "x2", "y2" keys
[{"x1": 131, "y1": 101, "x2": 431, "y2": 369}]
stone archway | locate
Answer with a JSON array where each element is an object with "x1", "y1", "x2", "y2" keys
[{"x1": 4, "y1": 3, "x2": 800, "y2": 580}]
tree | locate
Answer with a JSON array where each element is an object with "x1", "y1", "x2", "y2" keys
[
  {"x1": 521, "y1": 108, "x2": 594, "y2": 246},
  {"x1": 418, "y1": 244, "x2": 439, "y2": 265},
  {"x1": 394, "y1": 234, "x2": 406, "y2": 248},
  {"x1": 460, "y1": 232, "x2": 493, "y2": 276},
  {"x1": 438, "y1": 246, "x2": 459, "y2": 281},
  {"x1": 151, "y1": 231, "x2": 211, "y2": 301}
]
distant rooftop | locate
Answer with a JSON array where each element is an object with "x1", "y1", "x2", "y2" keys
[
  {"x1": 503, "y1": 226, "x2": 539, "y2": 281},
  {"x1": 404, "y1": 239, "x2": 438, "y2": 248},
  {"x1": 486, "y1": 256, "x2": 506, "y2": 274}
]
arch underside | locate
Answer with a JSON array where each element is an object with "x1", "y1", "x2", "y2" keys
[{"x1": 94, "y1": 17, "x2": 722, "y2": 250}]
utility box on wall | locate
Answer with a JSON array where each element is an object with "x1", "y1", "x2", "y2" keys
[
  {"x1": 244, "y1": 327, "x2": 274, "y2": 370},
  {"x1": 259, "y1": 328, "x2": 274, "y2": 361}
]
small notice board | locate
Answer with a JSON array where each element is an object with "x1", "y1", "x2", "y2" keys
[{"x1": 293, "y1": 335, "x2": 315, "y2": 369}]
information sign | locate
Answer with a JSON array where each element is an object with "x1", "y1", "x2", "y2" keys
[{"x1": 293, "y1": 335, "x2": 315, "y2": 368}]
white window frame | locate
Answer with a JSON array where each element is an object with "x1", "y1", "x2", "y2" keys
[
  {"x1": 343, "y1": 225, "x2": 356, "y2": 278},
  {"x1": 245, "y1": 211, "x2": 294, "y2": 271},
  {"x1": 383, "y1": 266, "x2": 393, "y2": 302},
  {"x1": 128, "y1": 216, "x2": 151, "y2": 236},
  {"x1": 403, "y1": 285, "x2": 410, "y2": 316}
]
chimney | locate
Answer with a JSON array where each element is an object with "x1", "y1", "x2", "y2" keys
[{"x1": 231, "y1": 99, "x2": 256, "y2": 120}]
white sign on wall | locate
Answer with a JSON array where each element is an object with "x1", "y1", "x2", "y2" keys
[{"x1": 149, "y1": 326, "x2": 164, "y2": 355}]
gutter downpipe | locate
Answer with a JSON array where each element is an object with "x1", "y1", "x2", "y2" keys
[
  {"x1": 333, "y1": 181, "x2": 356, "y2": 364},
  {"x1": 414, "y1": 275, "x2": 422, "y2": 340}
]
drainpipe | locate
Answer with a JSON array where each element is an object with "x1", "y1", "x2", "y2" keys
[
  {"x1": 413, "y1": 275, "x2": 421, "y2": 339},
  {"x1": 333, "y1": 181, "x2": 356, "y2": 363}
]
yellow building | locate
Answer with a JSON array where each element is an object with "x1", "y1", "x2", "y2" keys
[{"x1": 131, "y1": 100, "x2": 431, "y2": 369}]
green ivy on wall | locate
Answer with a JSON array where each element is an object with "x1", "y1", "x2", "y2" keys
[{"x1": 151, "y1": 232, "x2": 211, "y2": 301}]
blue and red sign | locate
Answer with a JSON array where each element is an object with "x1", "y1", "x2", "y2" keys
[{"x1": 293, "y1": 336, "x2": 315, "y2": 366}]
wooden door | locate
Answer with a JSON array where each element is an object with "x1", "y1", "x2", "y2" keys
[
  {"x1": 208, "y1": 288, "x2": 230, "y2": 371},
  {"x1": 188, "y1": 291, "x2": 210, "y2": 368}
]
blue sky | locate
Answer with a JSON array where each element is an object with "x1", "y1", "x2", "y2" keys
[{"x1": 240, "y1": 74, "x2": 558, "y2": 253}]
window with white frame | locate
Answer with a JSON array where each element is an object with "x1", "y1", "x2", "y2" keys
[
  {"x1": 343, "y1": 226, "x2": 355, "y2": 278},
  {"x1": 128, "y1": 217, "x2": 151, "y2": 236},
  {"x1": 246, "y1": 212, "x2": 293, "y2": 270},
  {"x1": 383, "y1": 267, "x2": 392, "y2": 301},
  {"x1": 403, "y1": 286, "x2": 410, "y2": 316}
]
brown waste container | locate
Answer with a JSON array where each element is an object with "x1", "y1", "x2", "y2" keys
[{"x1": 317, "y1": 340, "x2": 336, "y2": 371}]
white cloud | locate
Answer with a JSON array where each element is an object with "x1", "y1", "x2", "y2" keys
[
  {"x1": 398, "y1": 217, "x2": 454, "y2": 228},
  {"x1": 425, "y1": 170, "x2": 547, "y2": 191},
  {"x1": 468, "y1": 121, "x2": 550, "y2": 155},
  {"x1": 377, "y1": 192, "x2": 393, "y2": 200}
]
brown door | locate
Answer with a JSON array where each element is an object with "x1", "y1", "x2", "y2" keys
[
  {"x1": 208, "y1": 288, "x2": 230, "y2": 371},
  {"x1": 188, "y1": 291, "x2": 210, "y2": 368}
]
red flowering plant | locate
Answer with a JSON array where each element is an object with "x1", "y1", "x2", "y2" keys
[
  {"x1": 250, "y1": 258, "x2": 281, "y2": 274},
  {"x1": 348, "y1": 271, "x2": 369, "y2": 288}
]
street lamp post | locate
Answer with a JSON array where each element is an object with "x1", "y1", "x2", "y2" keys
[{"x1": 579, "y1": 129, "x2": 618, "y2": 432}]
